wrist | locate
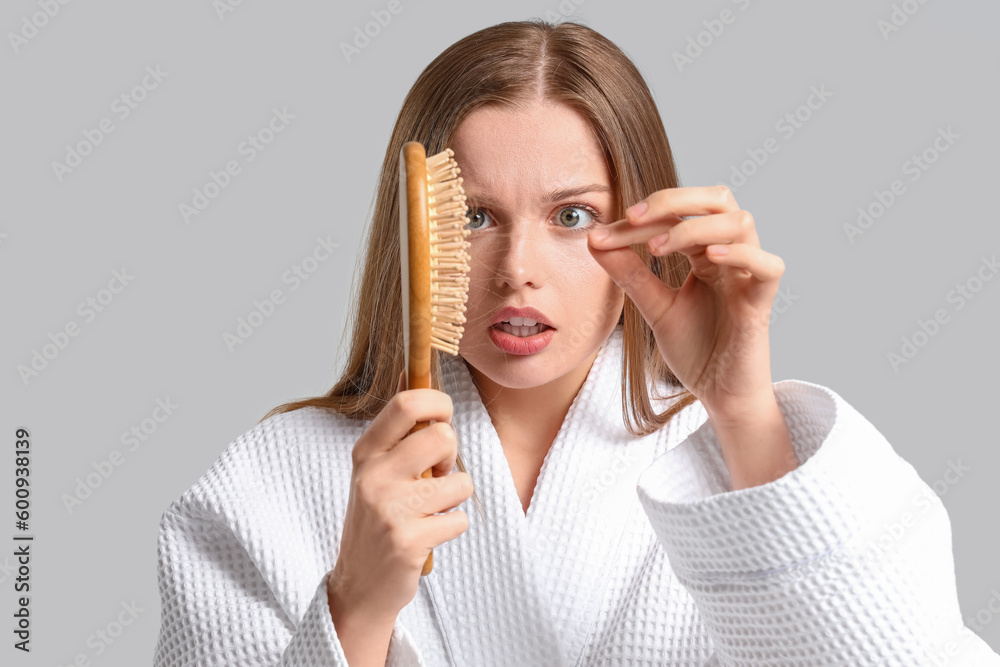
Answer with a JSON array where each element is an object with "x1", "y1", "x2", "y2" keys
[
  {"x1": 326, "y1": 567, "x2": 398, "y2": 629},
  {"x1": 702, "y1": 386, "x2": 779, "y2": 428},
  {"x1": 703, "y1": 393, "x2": 798, "y2": 490},
  {"x1": 327, "y1": 568, "x2": 397, "y2": 667}
]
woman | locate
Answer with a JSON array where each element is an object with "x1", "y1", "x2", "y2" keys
[{"x1": 153, "y1": 20, "x2": 999, "y2": 667}]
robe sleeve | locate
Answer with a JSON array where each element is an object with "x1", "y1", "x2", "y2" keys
[
  {"x1": 635, "y1": 379, "x2": 1000, "y2": 666},
  {"x1": 153, "y1": 505, "x2": 427, "y2": 667}
]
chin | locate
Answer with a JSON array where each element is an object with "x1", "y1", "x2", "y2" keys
[{"x1": 471, "y1": 362, "x2": 563, "y2": 391}]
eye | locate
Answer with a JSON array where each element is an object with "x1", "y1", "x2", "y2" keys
[
  {"x1": 556, "y1": 205, "x2": 598, "y2": 231},
  {"x1": 463, "y1": 204, "x2": 603, "y2": 232},
  {"x1": 464, "y1": 208, "x2": 492, "y2": 231}
]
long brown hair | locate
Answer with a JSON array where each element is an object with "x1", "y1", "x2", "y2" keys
[{"x1": 262, "y1": 20, "x2": 698, "y2": 516}]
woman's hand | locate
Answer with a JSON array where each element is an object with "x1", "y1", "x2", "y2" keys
[
  {"x1": 329, "y1": 371, "x2": 474, "y2": 627},
  {"x1": 587, "y1": 185, "x2": 797, "y2": 488}
]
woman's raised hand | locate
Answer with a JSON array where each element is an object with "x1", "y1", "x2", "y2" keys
[
  {"x1": 587, "y1": 185, "x2": 786, "y2": 423},
  {"x1": 328, "y1": 371, "x2": 473, "y2": 624}
]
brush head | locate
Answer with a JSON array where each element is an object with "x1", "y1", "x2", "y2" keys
[
  {"x1": 425, "y1": 147, "x2": 471, "y2": 356},
  {"x1": 399, "y1": 142, "x2": 472, "y2": 379}
]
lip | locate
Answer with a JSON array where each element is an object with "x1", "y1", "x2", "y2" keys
[
  {"x1": 488, "y1": 306, "x2": 556, "y2": 329},
  {"x1": 488, "y1": 325, "x2": 555, "y2": 355}
]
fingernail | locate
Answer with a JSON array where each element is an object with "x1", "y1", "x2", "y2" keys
[
  {"x1": 626, "y1": 201, "x2": 647, "y2": 219},
  {"x1": 590, "y1": 228, "x2": 609, "y2": 242}
]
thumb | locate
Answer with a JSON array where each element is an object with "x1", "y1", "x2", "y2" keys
[{"x1": 396, "y1": 369, "x2": 406, "y2": 394}]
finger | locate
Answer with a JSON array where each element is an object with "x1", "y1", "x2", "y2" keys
[
  {"x1": 397, "y1": 369, "x2": 406, "y2": 394},
  {"x1": 589, "y1": 217, "x2": 674, "y2": 250},
  {"x1": 626, "y1": 185, "x2": 741, "y2": 226},
  {"x1": 385, "y1": 471, "x2": 471, "y2": 523},
  {"x1": 380, "y1": 473, "x2": 471, "y2": 530},
  {"x1": 354, "y1": 389, "x2": 454, "y2": 463},
  {"x1": 703, "y1": 243, "x2": 785, "y2": 282},
  {"x1": 587, "y1": 242, "x2": 677, "y2": 331},
  {"x1": 418, "y1": 508, "x2": 470, "y2": 549},
  {"x1": 650, "y1": 211, "x2": 759, "y2": 257},
  {"x1": 390, "y1": 421, "x2": 459, "y2": 478},
  {"x1": 417, "y1": 471, "x2": 474, "y2": 517}
]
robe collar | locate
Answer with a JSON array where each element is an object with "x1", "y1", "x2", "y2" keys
[{"x1": 422, "y1": 325, "x2": 664, "y2": 666}]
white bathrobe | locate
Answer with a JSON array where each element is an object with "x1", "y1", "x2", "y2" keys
[{"x1": 153, "y1": 325, "x2": 1000, "y2": 666}]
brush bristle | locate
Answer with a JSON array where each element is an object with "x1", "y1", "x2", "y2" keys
[{"x1": 426, "y1": 148, "x2": 471, "y2": 356}]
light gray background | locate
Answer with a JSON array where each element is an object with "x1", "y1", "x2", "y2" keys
[{"x1": 2, "y1": 0, "x2": 998, "y2": 663}]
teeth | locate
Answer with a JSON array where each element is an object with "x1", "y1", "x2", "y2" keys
[
  {"x1": 504, "y1": 316, "x2": 538, "y2": 327},
  {"x1": 497, "y1": 323, "x2": 546, "y2": 337}
]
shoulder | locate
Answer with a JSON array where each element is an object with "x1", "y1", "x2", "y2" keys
[
  {"x1": 162, "y1": 405, "x2": 369, "y2": 524},
  {"x1": 155, "y1": 406, "x2": 373, "y2": 623}
]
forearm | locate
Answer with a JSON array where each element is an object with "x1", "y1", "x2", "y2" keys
[
  {"x1": 327, "y1": 575, "x2": 396, "y2": 667},
  {"x1": 706, "y1": 392, "x2": 798, "y2": 490}
]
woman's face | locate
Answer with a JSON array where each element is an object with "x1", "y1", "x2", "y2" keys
[{"x1": 450, "y1": 100, "x2": 625, "y2": 390}]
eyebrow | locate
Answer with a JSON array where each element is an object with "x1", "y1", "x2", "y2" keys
[{"x1": 465, "y1": 184, "x2": 612, "y2": 207}]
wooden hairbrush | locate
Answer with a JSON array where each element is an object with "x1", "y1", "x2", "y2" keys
[{"x1": 398, "y1": 141, "x2": 471, "y2": 576}]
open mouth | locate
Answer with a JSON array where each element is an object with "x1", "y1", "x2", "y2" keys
[
  {"x1": 488, "y1": 320, "x2": 555, "y2": 355},
  {"x1": 491, "y1": 322, "x2": 553, "y2": 338}
]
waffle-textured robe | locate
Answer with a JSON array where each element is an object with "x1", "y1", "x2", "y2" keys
[{"x1": 153, "y1": 325, "x2": 1000, "y2": 666}]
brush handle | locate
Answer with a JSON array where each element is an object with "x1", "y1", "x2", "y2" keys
[
  {"x1": 400, "y1": 141, "x2": 437, "y2": 576},
  {"x1": 417, "y1": 437, "x2": 435, "y2": 576},
  {"x1": 405, "y1": 418, "x2": 435, "y2": 576},
  {"x1": 420, "y1": 481, "x2": 434, "y2": 574}
]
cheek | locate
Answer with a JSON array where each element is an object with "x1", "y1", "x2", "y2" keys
[
  {"x1": 464, "y1": 240, "x2": 495, "y2": 280},
  {"x1": 554, "y1": 239, "x2": 603, "y2": 272},
  {"x1": 555, "y1": 247, "x2": 623, "y2": 304},
  {"x1": 587, "y1": 271, "x2": 624, "y2": 309}
]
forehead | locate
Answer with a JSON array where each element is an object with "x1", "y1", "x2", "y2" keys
[{"x1": 449, "y1": 101, "x2": 611, "y2": 198}]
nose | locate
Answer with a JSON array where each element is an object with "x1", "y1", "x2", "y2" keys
[{"x1": 491, "y1": 218, "x2": 547, "y2": 290}]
